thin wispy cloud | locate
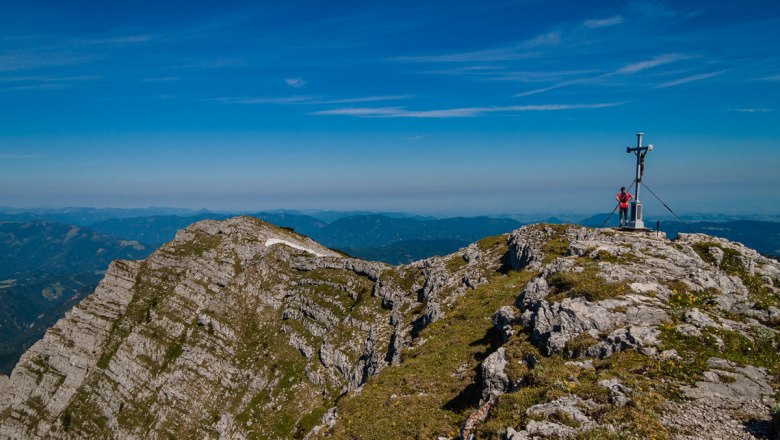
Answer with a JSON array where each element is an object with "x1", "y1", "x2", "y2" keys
[
  {"x1": 424, "y1": 65, "x2": 507, "y2": 77},
  {"x1": 583, "y1": 15, "x2": 624, "y2": 28},
  {"x1": 514, "y1": 84, "x2": 566, "y2": 97},
  {"x1": 313, "y1": 95, "x2": 411, "y2": 104},
  {"x1": 208, "y1": 95, "x2": 410, "y2": 105},
  {"x1": 615, "y1": 53, "x2": 692, "y2": 75},
  {"x1": 655, "y1": 70, "x2": 725, "y2": 88},
  {"x1": 0, "y1": 52, "x2": 96, "y2": 73},
  {"x1": 0, "y1": 74, "x2": 100, "y2": 92},
  {"x1": 74, "y1": 34, "x2": 152, "y2": 46},
  {"x1": 0, "y1": 31, "x2": 153, "y2": 80},
  {"x1": 142, "y1": 76, "x2": 180, "y2": 82},
  {"x1": 733, "y1": 108, "x2": 772, "y2": 113},
  {"x1": 392, "y1": 47, "x2": 535, "y2": 63},
  {"x1": 3, "y1": 83, "x2": 70, "y2": 91},
  {"x1": 405, "y1": 135, "x2": 427, "y2": 140},
  {"x1": 0, "y1": 75, "x2": 100, "y2": 83},
  {"x1": 514, "y1": 53, "x2": 694, "y2": 96},
  {"x1": 489, "y1": 69, "x2": 599, "y2": 83},
  {"x1": 208, "y1": 96, "x2": 318, "y2": 105},
  {"x1": 521, "y1": 32, "x2": 561, "y2": 49},
  {"x1": 285, "y1": 77, "x2": 306, "y2": 88},
  {"x1": 180, "y1": 59, "x2": 243, "y2": 69},
  {"x1": 311, "y1": 102, "x2": 623, "y2": 118},
  {"x1": 0, "y1": 33, "x2": 150, "y2": 75},
  {"x1": 392, "y1": 31, "x2": 560, "y2": 63},
  {"x1": 756, "y1": 74, "x2": 780, "y2": 81}
]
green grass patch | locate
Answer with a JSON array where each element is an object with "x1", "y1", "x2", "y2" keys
[
  {"x1": 58, "y1": 387, "x2": 111, "y2": 436},
  {"x1": 593, "y1": 249, "x2": 640, "y2": 264},
  {"x1": 169, "y1": 231, "x2": 222, "y2": 257},
  {"x1": 665, "y1": 281, "x2": 718, "y2": 312},
  {"x1": 540, "y1": 226, "x2": 571, "y2": 264},
  {"x1": 546, "y1": 264, "x2": 629, "y2": 302},
  {"x1": 445, "y1": 254, "x2": 468, "y2": 274},
  {"x1": 659, "y1": 324, "x2": 780, "y2": 383},
  {"x1": 233, "y1": 254, "x2": 242, "y2": 276},
  {"x1": 565, "y1": 332, "x2": 598, "y2": 358},
  {"x1": 478, "y1": 234, "x2": 509, "y2": 252},
  {"x1": 380, "y1": 266, "x2": 423, "y2": 294},
  {"x1": 157, "y1": 332, "x2": 186, "y2": 374}
]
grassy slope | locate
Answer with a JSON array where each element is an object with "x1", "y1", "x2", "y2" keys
[{"x1": 319, "y1": 235, "x2": 528, "y2": 439}]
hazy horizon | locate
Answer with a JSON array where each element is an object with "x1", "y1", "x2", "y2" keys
[{"x1": 1, "y1": 203, "x2": 777, "y2": 220}]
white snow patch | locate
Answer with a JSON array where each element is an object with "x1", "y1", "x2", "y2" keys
[{"x1": 264, "y1": 238, "x2": 326, "y2": 257}]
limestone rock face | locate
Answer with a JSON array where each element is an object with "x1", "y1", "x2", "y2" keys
[
  {"x1": 0, "y1": 217, "x2": 378, "y2": 438},
  {"x1": 508, "y1": 226, "x2": 554, "y2": 271},
  {"x1": 1, "y1": 220, "x2": 778, "y2": 440}
]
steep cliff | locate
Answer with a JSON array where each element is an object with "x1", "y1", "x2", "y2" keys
[{"x1": 1, "y1": 218, "x2": 778, "y2": 439}]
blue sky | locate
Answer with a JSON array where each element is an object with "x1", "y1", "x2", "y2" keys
[{"x1": 1, "y1": 0, "x2": 778, "y2": 215}]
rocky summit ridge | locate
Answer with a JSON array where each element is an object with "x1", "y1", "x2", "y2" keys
[{"x1": 0, "y1": 217, "x2": 778, "y2": 439}]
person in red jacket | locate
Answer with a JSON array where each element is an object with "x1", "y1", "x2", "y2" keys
[{"x1": 616, "y1": 187, "x2": 633, "y2": 227}]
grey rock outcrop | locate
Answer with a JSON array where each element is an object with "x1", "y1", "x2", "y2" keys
[
  {"x1": 508, "y1": 225, "x2": 558, "y2": 271},
  {"x1": 662, "y1": 359, "x2": 776, "y2": 440},
  {"x1": 492, "y1": 306, "x2": 516, "y2": 342},
  {"x1": 481, "y1": 347, "x2": 510, "y2": 403},
  {"x1": 507, "y1": 396, "x2": 599, "y2": 439},
  {"x1": 682, "y1": 358, "x2": 774, "y2": 401},
  {"x1": 599, "y1": 378, "x2": 633, "y2": 407}
]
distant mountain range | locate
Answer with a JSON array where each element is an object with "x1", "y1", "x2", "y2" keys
[
  {"x1": 87, "y1": 212, "x2": 523, "y2": 259},
  {"x1": 88, "y1": 212, "x2": 326, "y2": 245},
  {"x1": 0, "y1": 221, "x2": 149, "y2": 277},
  {"x1": 0, "y1": 206, "x2": 205, "y2": 225}
]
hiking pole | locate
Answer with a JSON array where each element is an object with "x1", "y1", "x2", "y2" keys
[{"x1": 599, "y1": 203, "x2": 621, "y2": 228}]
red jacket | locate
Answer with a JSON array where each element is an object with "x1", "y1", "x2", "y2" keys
[{"x1": 616, "y1": 192, "x2": 632, "y2": 208}]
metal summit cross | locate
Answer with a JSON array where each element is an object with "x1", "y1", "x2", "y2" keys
[{"x1": 625, "y1": 132, "x2": 653, "y2": 230}]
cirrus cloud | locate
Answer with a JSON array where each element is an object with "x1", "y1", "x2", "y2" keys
[
  {"x1": 311, "y1": 102, "x2": 623, "y2": 118},
  {"x1": 285, "y1": 78, "x2": 306, "y2": 88},
  {"x1": 584, "y1": 15, "x2": 624, "y2": 28}
]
